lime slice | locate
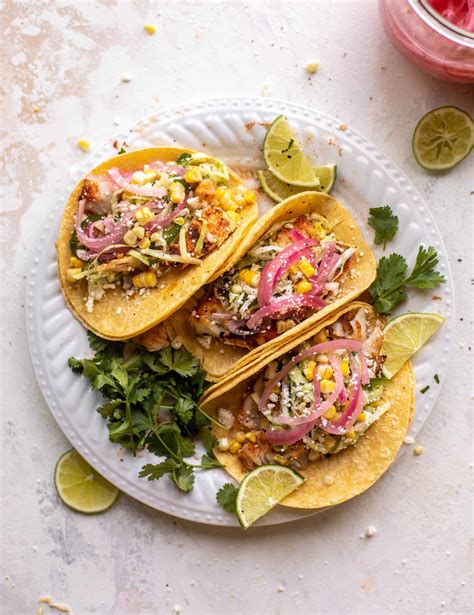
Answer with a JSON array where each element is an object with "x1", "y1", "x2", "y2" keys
[
  {"x1": 381, "y1": 313, "x2": 445, "y2": 379},
  {"x1": 412, "y1": 106, "x2": 473, "y2": 171},
  {"x1": 263, "y1": 115, "x2": 320, "y2": 187},
  {"x1": 236, "y1": 464, "x2": 305, "y2": 529},
  {"x1": 55, "y1": 449, "x2": 119, "y2": 514},
  {"x1": 258, "y1": 164, "x2": 336, "y2": 202}
]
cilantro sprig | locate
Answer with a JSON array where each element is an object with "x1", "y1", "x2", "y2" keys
[
  {"x1": 368, "y1": 206, "x2": 399, "y2": 249},
  {"x1": 216, "y1": 483, "x2": 238, "y2": 513},
  {"x1": 69, "y1": 332, "x2": 221, "y2": 493},
  {"x1": 369, "y1": 246, "x2": 445, "y2": 315}
]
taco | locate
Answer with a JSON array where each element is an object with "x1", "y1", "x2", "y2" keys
[
  {"x1": 57, "y1": 148, "x2": 258, "y2": 339},
  {"x1": 201, "y1": 302, "x2": 414, "y2": 509},
  {"x1": 162, "y1": 192, "x2": 376, "y2": 380}
]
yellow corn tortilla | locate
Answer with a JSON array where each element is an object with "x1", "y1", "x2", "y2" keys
[
  {"x1": 201, "y1": 302, "x2": 414, "y2": 509},
  {"x1": 57, "y1": 147, "x2": 258, "y2": 340},
  {"x1": 167, "y1": 191, "x2": 376, "y2": 381}
]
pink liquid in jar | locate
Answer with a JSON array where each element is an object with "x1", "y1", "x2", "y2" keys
[{"x1": 379, "y1": 0, "x2": 474, "y2": 83}]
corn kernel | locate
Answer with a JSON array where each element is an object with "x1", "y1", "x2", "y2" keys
[
  {"x1": 184, "y1": 168, "x2": 203, "y2": 183},
  {"x1": 132, "y1": 271, "x2": 158, "y2": 288},
  {"x1": 69, "y1": 256, "x2": 83, "y2": 268},
  {"x1": 341, "y1": 358, "x2": 350, "y2": 377},
  {"x1": 234, "y1": 193, "x2": 245, "y2": 207},
  {"x1": 217, "y1": 437, "x2": 230, "y2": 452},
  {"x1": 225, "y1": 210, "x2": 240, "y2": 225},
  {"x1": 306, "y1": 61, "x2": 319, "y2": 74},
  {"x1": 276, "y1": 319, "x2": 295, "y2": 334},
  {"x1": 150, "y1": 232, "x2": 161, "y2": 242},
  {"x1": 318, "y1": 365, "x2": 333, "y2": 380},
  {"x1": 138, "y1": 237, "x2": 151, "y2": 249},
  {"x1": 220, "y1": 194, "x2": 238, "y2": 211},
  {"x1": 216, "y1": 186, "x2": 228, "y2": 200},
  {"x1": 314, "y1": 222, "x2": 325, "y2": 238},
  {"x1": 308, "y1": 450, "x2": 320, "y2": 461},
  {"x1": 229, "y1": 442, "x2": 241, "y2": 454},
  {"x1": 144, "y1": 23, "x2": 156, "y2": 35},
  {"x1": 357, "y1": 412, "x2": 367, "y2": 423},
  {"x1": 123, "y1": 229, "x2": 138, "y2": 246},
  {"x1": 134, "y1": 226, "x2": 145, "y2": 240},
  {"x1": 243, "y1": 190, "x2": 257, "y2": 204},
  {"x1": 135, "y1": 206, "x2": 155, "y2": 225},
  {"x1": 320, "y1": 379, "x2": 335, "y2": 394},
  {"x1": 245, "y1": 432, "x2": 257, "y2": 443},
  {"x1": 295, "y1": 279, "x2": 313, "y2": 294},
  {"x1": 299, "y1": 257, "x2": 316, "y2": 278},
  {"x1": 174, "y1": 216, "x2": 185, "y2": 226},
  {"x1": 303, "y1": 360, "x2": 317, "y2": 381},
  {"x1": 66, "y1": 268, "x2": 82, "y2": 282},
  {"x1": 323, "y1": 405, "x2": 337, "y2": 420},
  {"x1": 235, "y1": 432, "x2": 246, "y2": 444},
  {"x1": 323, "y1": 435, "x2": 336, "y2": 451},
  {"x1": 77, "y1": 139, "x2": 90, "y2": 151},
  {"x1": 169, "y1": 182, "x2": 185, "y2": 203},
  {"x1": 273, "y1": 454, "x2": 289, "y2": 466},
  {"x1": 33, "y1": 105, "x2": 40, "y2": 113},
  {"x1": 238, "y1": 268, "x2": 260, "y2": 288},
  {"x1": 314, "y1": 330, "x2": 328, "y2": 343},
  {"x1": 346, "y1": 428, "x2": 356, "y2": 440},
  {"x1": 288, "y1": 262, "x2": 299, "y2": 275}
]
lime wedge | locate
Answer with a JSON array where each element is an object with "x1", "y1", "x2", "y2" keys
[
  {"x1": 55, "y1": 449, "x2": 119, "y2": 514},
  {"x1": 412, "y1": 106, "x2": 473, "y2": 171},
  {"x1": 236, "y1": 464, "x2": 305, "y2": 528},
  {"x1": 258, "y1": 164, "x2": 336, "y2": 202},
  {"x1": 263, "y1": 115, "x2": 320, "y2": 187},
  {"x1": 381, "y1": 313, "x2": 445, "y2": 379}
]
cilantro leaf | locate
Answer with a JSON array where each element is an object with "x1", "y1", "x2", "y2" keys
[
  {"x1": 406, "y1": 246, "x2": 446, "y2": 288},
  {"x1": 117, "y1": 147, "x2": 126, "y2": 155},
  {"x1": 170, "y1": 463, "x2": 195, "y2": 492},
  {"x1": 86, "y1": 331, "x2": 109, "y2": 353},
  {"x1": 369, "y1": 247, "x2": 445, "y2": 315},
  {"x1": 68, "y1": 357, "x2": 83, "y2": 373},
  {"x1": 201, "y1": 453, "x2": 223, "y2": 469},
  {"x1": 368, "y1": 206, "x2": 399, "y2": 249},
  {"x1": 176, "y1": 152, "x2": 192, "y2": 166},
  {"x1": 160, "y1": 347, "x2": 201, "y2": 377},
  {"x1": 173, "y1": 397, "x2": 195, "y2": 425},
  {"x1": 139, "y1": 459, "x2": 178, "y2": 481},
  {"x1": 216, "y1": 483, "x2": 238, "y2": 513},
  {"x1": 369, "y1": 254, "x2": 408, "y2": 315},
  {"x1": 200, "y1": 426, "x2": 218, "y2": 455}
]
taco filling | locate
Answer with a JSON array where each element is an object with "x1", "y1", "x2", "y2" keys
[
  {"x1": 190, "y1": 213, "x2": 356, "y2": 349},
  {"x1": 66, "y1": 153, "x2": 255, "y2": 312},
  {"x1": 217, "y1": 306, "x2": 388, "y2": 472}
]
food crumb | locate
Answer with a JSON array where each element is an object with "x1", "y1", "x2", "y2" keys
[
  {"x1": 365, "y1": 525, "x2": 377, "y2": 538},
  {"x1": 404, "y1": 435, "x2": 415, "y2": 444},
  {"x1": 77, "y1": 139, "x2": 90, "y2": 151},
  {"x1": 323, "y1": 475, "x2": 334, "y2": 486},
  {"x1": 413, "y1": 445, "x2": 424, "y2": 456},
  {"x1": 144, "y1": 23, "x2": 156, "y2": 35},
  {"x1": 305, "y1": 61, "x2": 319, "y2": 74},
  {"x1": 121, "y1": 72, "x2": 132, "y2": 82},
  {"x1": 338, "y1": 123, "x2": 348, "y2": 131},
  {"x1": 277, "y1": 585, "x2": 285, "y2": 593},
  {"x1": 261, "y1": 83, "x2": 272, "y2": 96},
  {"x1": 33, "y1": 105, "x2": 40, "y2": 113},
  {"x1": 172, "y1": 605, "x2": 181, "y2": 615}
]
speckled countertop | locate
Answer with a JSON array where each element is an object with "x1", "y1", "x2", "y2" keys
[{"x1": 2, "y1": 1, "x2": 472, "y2": 614}]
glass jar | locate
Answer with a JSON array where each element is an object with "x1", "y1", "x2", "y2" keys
[{"x1": 378, "y1": 0, "x2": 474, "y2": 83}]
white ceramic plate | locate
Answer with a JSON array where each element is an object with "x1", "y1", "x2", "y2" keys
[{"x1": 26, "y1": 97, "x2": 454, "y2": 526}]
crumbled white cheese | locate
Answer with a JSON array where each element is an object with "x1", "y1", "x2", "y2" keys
[
  {"x1": 365, "y1": 525, "x2": 377, "y2": 538},
  {"x1": 218, "y1": 408, "x2": 235, "y2": 429}
]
